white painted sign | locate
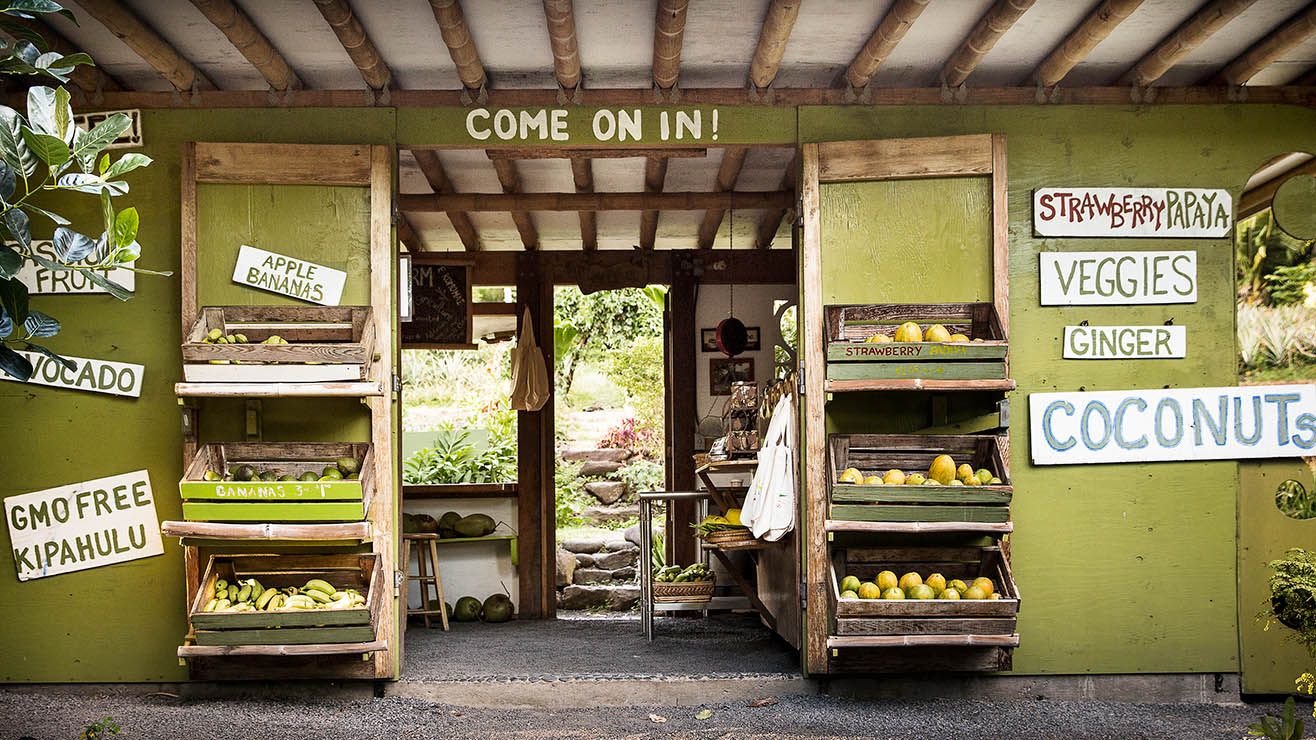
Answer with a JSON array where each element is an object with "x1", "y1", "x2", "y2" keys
[
  {"x1": 5, "y1": 469, "x2": 163, "y2": 581},
  {"x1": 399, "y1": 253, "x2": 413, "y2": 322},
  {"x1": 1030, "y1": 385, "x2": 1316, "y2": 465},
  {"x1": 232, "y1": 245, "x2": 346, "y2": 306},
  {"x1": 14, "y1": 240, "x2": 135, "y2": 295},
  {"x1": 1063, "y1": 325, "x2": 1187, "y2": 360},
  {"x1": 1039, "y1": 251, "x2": 1197, "y2": 305},
  {"x1": 0, "y1": 351, "x2": 143, "y2": 397},
  {"x1": 1034, "y1": 188, "x2": 1233, "y2": 237}
]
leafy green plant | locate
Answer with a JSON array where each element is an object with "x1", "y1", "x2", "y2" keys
[
  {"x1": 554, "y1": 459, "x2": 590, "y2": 528},
  {"x1": 1238, "y1": 209, "x2": 1316, "y2": 305},
  {"x1": 1268, "y1": 262, "x2": 1316, "y2": 306},
  {"x1": 617, "y1": 458, "x2": 665, "y2": 497},
  {"x1": 1248, "y1": 697, "x2": 1305, "y2": 740},
  {"x1": 553, "y1": 286, "x2": 664, "y2": 395},
  {"x1": 402, "y1": 406, "x2": 517, "y2": 484},
  {"x1": 80, "y1": 716, "x2": 121, "y2": 740},
  {"x1": 598, "y1": 416, "x2": 660, "y2": 458},
  {"x1": 1238, "y1": 303, "x2": 1316, "y2": 369},
  {"x1": 1277, "y1": 480, "x2": 1316, "y2": 520}
]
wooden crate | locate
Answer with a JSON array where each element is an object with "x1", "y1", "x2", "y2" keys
[
  {"x1": 189, "y1": 553, "x2": 382, "y2": 646},
  {"x1": 181, "y1": 306, "x2": 375, "y2": 382},
  {"x1": 824, "y1": 303, "x2": 1007, "y2": 381},
  {"x1": 828, "y1": 434, "x2": 1011, "y2": 524},
  {"x1": 180, "y1": 442, "x2": 372, "y2": 522}
]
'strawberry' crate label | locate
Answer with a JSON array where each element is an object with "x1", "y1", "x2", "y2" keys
[
  {"x1": 14, "y1": 240, "x2": 136, "y2": 294},
  {"x1": 1039, "y1": 251, "x2": 1197, "y2": 305},
  {"x1": 0, "y1": 351, "x2": 143, "y2": 397},
  {"x1": 1033, "y1": 188, "x2": 1232, "y2": 237},
  {"x1": 5, "y1": 470, "x2": 163, "y2": 581},
  {"x1": 1062, "y1": 325, "x2": 1187, "y2": 359},
  {"x1": 1030, "y1": 385, "x2": 1316, "y2": 465},
  {"x1": 232, "y1": 245, "x2": 346, "y2": 306}
]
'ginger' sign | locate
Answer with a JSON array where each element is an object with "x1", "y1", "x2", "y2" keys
[{"x1": 1034, "y1": 188, "x2": 1232, "y2": 238}]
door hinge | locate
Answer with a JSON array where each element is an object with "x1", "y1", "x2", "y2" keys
[
  {"x1": 800, "y1": 580, "x2": 808, "y2": 611},
  {"x1": 394, "y1": 569, "x2": 405, "y2": 597},
  {"x1": 796, "y1": 367, "x2": 805, "y2": 396},
  {"x1": 794, "y1": 199, "x2": 804, "y2": 226},
  {"x1": 392, "y1": 374, "x2": 402, "y2": 394},
  {"x1": 998, "y1": 398, "x2": 1010, "y2": 428}
]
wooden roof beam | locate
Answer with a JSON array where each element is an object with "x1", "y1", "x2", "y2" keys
[
  {"x1": 1032, "y1": 0, "x2": 1145, "y2": 87},
  {"x1": 429, "y1": 0, "x2": 486, "y2": 91},
  {"x1": 941, "y1": 0, "x2": 1035, "y2": 88},
  {"x1": 490, "y1": 157, "x2": 539, "y2": 250},
  {"x1": 72, "y1": 0, "x2": 216, "y2": 91},
  {"x1": 1118, "y1": 0, "x2": 1256, "y2": 87},
  {"x1": 1296, "y1": 65, "x2": 1316, "y2": 86},
  {"x1": 312, "y1": 0, "x2": 391, "y2": 91},
  {"x1": 485, "y1": 147, "x2": 707, "y2": 160},
  {"x1": 569, "y1": 158, "x2": 597, "y2": 250},
  {"x1": 653, "y1": 0, "x2": 689, "y2": 90},
  {"x1": 749, "y1": 0, "x2": 801, "y2": 90},
  {"x1": 399, "y1": 190, "x2": 794, "y2": 213},
  {"x1": 412, "y1": 149, "x2": 480, "y2": 251},
  {"x1": 543, "y1": 0, "x2": 582, "y2": 90},
  {"x1": 755, "y1": 156, "x2": 796, "y2": 249},
  {"x1": 190, "y1": 0, "x2": 302, "y2": 91},
  {"x1": 844, "y1": 0, "x2": 930, "y2": 89},
  {"x1": 398, "y1": 215, "x2": 424, "y2": 251},
  {"x1": 639, "y1": 156, "x2": 668, "y2": 249},
  {"x1": 1212, "y1": 2, "x2": 1316, "y2": 86},
  {"x1": 12, "y1": 18, "x2": 122, "y2": 94},
  {"x1": 697, "y1": 146, "x2": 748, "y2": 249}
]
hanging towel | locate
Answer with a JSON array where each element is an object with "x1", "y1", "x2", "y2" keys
[
  {"x1": 510, "y1": 307, "x2": 551, "y2": 412},
  {"x1": 742, "y1": 394, "x2": 797, "y2": 541}
]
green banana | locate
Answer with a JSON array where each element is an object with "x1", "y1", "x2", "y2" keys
[
  {"x1": 215, "y1": 598, "x2": 231, "y2": 611},
  {"x1": 303, "y1": 579, "x2": 336, "y2": 596},
  {"x1": 255, "y1": 587, "x2": 278, "y2": 610},
  {"x1": 303, "y1": 588, "x2": 333, "y2": 604},
  {"x1": 214, "y1": 579, "x2": 228, "y2": 591},
  {"x1": 236, "y1": 584, "x2": 253, "y2": 603},
  {"x1": 203, "y1": 598, "x2": 218, "y2": 612}
]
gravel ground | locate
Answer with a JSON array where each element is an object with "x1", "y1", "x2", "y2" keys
[{"x1": 0, "y1": 690, "x2": 1286, "y2": 739}]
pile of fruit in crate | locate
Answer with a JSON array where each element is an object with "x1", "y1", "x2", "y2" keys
[
  {"x1": 837, "y1": 454, "x2": 1002, "y2": 487},
  {"x1": 654, "y1": 563, "x2": 713, "y2": 583},
  {"x1": 201, "y1": 456, "x2": 362, "y2": 483},
  {"x1": 691, "y1": 508, "x2": 749, "y2": 539},
  {"x1": 402, "y1": 511, "x2": 499, "y2": 538},
  {"x1": 839, "y1": 571, "x2": 1001, "y2": 601},
  {"x1": 202, "y1": 577, "x2": 366, "y2": 613},
  {"x1": 861, "y1": 322, "x2": 984, "y2": 344},
  {"x1": 201, "y1": 328, "x2": 291, "y2": 364}
]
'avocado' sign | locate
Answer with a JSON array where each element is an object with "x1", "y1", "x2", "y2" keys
[
  {"x1": 5, "y1": 470, "x2": 163, "y2": 581},
  {"x1": 232, "y1": 244, "x2": 346, "y2": 306},
  {"x1": 0, "y1": 351, "x2": 143, "y2": 397}
]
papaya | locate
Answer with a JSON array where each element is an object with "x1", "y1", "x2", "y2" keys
[
  {"x1": 454, "y1": 513, "x2": 496, "y2": 538},
  {"x1": 927, "y1": 454, "x2": 956, "y2": 485}
]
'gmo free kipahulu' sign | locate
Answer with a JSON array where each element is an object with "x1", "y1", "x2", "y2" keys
[
  {"x1": 1034, "y1": 187, "x2": 1232, "y2": 238},
  {"x1": 233, "y1": 245, "x2": 346, "y2": 306}
]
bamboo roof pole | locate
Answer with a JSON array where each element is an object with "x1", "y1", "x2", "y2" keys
[
  {"x1": 749, "y1": 0, "x2": 801, "y2": 90},
  {"x1": 189, "y1": 0, "x2": 302, "y2": 91},
  {"x1": 413, "y1": 150, "x2": 481, "y2": 251},
  {"x1": 1032, "y1": 0, "x2": 1145, "y2": 87},
  {"x1": 542, "y1": 1, "x2": 593, "y2": 249},
  {"x1": 400, "y1": 190, "x2": 794, "y2": 213},
  {"x1": 653, "y1": 0, "x2": 689, "y2": 90},
  {"x1": 639, "y1": 155, "x2": 668, "y2": 249},
  {"x1": 14, "y1": 18, "x2": 122, "y2": 94},
  {"x1": 755, "y1": 156, "x2": 797, "y2": 249},
  {"x1": 491, "y1": 156, "x2": 540, "y2": 250},
  {"x1": 311, "y1": 0, "x2": 390, "y2": 90},
  {"x1": 570, "y1": 157, "x2": 597, "y2": 250},
  {"x1": 1212, "y1": 2, "x2": 1316, "y2": 85},
  {"x1": 71, "y1": 0, "x2": 216, "y2": 91},
  {"x1": 697, "y1": 147, "x2": 749, "y2": 249},
  {"x1": 428, "y1": 0, "x2": 486, "y2": 91},
  {"x1": 941, "y1": 0, "x2": 1035, "y2": 88},
  {"x1": 844, "y1": 0, "x2": 930, "y2": 89},
  {"x1": 1118, "y1": 0, "x2": 1256, "y2": 87}
]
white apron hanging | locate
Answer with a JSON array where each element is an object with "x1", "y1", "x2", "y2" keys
[{"x1": 510, "y1": 307, "x2": 551, "y2": 412}]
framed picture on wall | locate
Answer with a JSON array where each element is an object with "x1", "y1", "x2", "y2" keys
[
  {"x1": 744, "y1": 327, "x2": 761, "y2": 351},
  {"x1": 700, "y1": 328, "x2": 720, "y2": 352},
  {"x1": 710, "y1": 357, "x2": 755, "y2": 395}
]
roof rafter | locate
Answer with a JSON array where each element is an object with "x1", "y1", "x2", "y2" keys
[
  {"x1": 72, "y1": 0, "x2": 215, "y2": 91},
  {"x1": 697, "y1": 146, "x2": 748, "y2": 249},
  {"x1": 429, "y1": 0, "x2": 485, "y2": 91},
  {"x1": 543, "y1": 0, "x2": 582, "y2": 90},
  {"x1": 639, "y1": 155, "x2": 668, "y2": 249},
  {"x1": 653, "y1": 0, "x2": 689, "y2": 90},
  {"x1": 312, "y1": 0, "x2": 390, "y2": 91},
  {"x1": 1118, "y1": 0, "x2": 1256, "y2": 87},
  {"x1": 569, "y1": 157, "x2": 597, "y2": 250},
  {"x1": 941, "y1": 0, "x2": 1034, "y2": 88},
  {"x1": 189, "y1": 0, "x2": 302, "y2": 91},
  {"x1": 1031, "y1": 0, "x2": 1145, "y2": 87},
  {"x1": 400, "y1": 190, "x2": 793, "y2": 213},
  {"x1": 844, "y1": 0, "x2": 930, "y2": 89},
  {"x1": 755, "y1": 155, "x2": 797, "y2": 249},
  {"x1": 490, "y1": 156, "x2": 540, "y2": 250},
  {"x1": 412, "y1": 149, "x2": 480, "y2": 251},
  {"x1": 749, "y1": 0, "x2": 800, "y2": 90},
  {"x1": 1212, "y1": 2, "x2": 1316, "y2": 86}
]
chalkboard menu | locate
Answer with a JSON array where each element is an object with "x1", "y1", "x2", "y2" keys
[{"x1": 402, "y1": 261, "x2": 473, "y2": 347}]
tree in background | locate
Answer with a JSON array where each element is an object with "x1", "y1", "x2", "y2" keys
[{"x1": 553, "y1": 285, "x2": 665, "y2": 396}]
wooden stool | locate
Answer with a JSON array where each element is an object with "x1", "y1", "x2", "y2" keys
[{"x1": 404, "y1": 534, "x2": 449, "y2": 630}]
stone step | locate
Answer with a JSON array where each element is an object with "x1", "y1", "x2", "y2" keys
[
  {"x1": 560, "y1": 448, "x2": 632, "y2": 463},
  {"x1": 556, "y1": 584, "x2": 639, "y2": 611}
]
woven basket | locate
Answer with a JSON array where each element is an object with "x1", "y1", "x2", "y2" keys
[
  {"x1": 702, "y1": 527, "x2": 754, "y2": 544},
  {"x1": 652, "y1": 577, "x2": 716, "y2": 603}
]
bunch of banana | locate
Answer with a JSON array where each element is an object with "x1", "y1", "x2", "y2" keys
[
  {"x1": 691, "y1": 514, "x2": 749, "y2": 539},
  {"x1": 201, "y1": 328, "x2": 289, "y2": 364},
  {"x1": 202, "y1": 577, "x2": 366, "y2": 613},
  {"x1": 202, "y1": 577, "x2": 267, "y2": 612}
]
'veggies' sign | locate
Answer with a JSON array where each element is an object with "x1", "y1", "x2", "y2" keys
[
  {"x1": 0, "y1": 351, "x2": 143, "y2": 397},
  {"x1": 5, "y1": 470, "x2": 164, "y2": 581},
  {"x1": 1063, "y1": 325, "x2": 1187, "y2": 359},
  {"x1": 1030, "y1": 385, "x2": 1316, "y2": 465},
  {"x1": 1039, "y1": 251, "x2": 1197, "y2": 305},
  {"x1": 15, "y1": 240, "x2": 136, "y2": 295},
  {"x1": 232, "y1": 245, "x2": 346, "y2": 306},
  {"x1": 1034, "y1": 188, "x2": 1232, "y2": 237}
]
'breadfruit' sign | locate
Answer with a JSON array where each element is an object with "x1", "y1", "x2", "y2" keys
[{"x1": 1033, "y1": 188, "x2": 1232, "y2": 238}]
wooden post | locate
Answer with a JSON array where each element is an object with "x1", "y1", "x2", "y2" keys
[
  {"x1": 428, "y1": 0, "x2": 486, "y2": 91},
  {"x1": 72, "y1": 0, "x2": 216, "y2": 91},
  {"x1": 666, "y1": 264, "x2": 698, "y2": 566},
  {"x1": 799, "y1": 143, "x2": 829, "y2": 675},
  {"x1": 312, "y1": 0, "x2": 391, "y2": 90},
  {"x1": 543, "y1": 0, "x2": 582, "y2": 90},
  {"x1": 516, "y1": 255, "x2": 549, "y2": 617},
  {"x1": 653, "y1": 0, "x2": 690, "y2": 90}
]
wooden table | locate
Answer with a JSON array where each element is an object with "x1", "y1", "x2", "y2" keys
[{"x1": 695, "y1": 458, "x2": 758, "y2": 514}]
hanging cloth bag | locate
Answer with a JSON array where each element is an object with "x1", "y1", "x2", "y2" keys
[
  {"x1": 510, "y1": 307, "x2": 551, "y2": 412},
  {"x1": 742, "y1": 394, "x2": 797, "y2": 541}
]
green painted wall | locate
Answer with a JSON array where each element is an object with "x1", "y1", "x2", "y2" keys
[{"x1": 802, "y1": 104, "x2": 1316, "y2": 675}]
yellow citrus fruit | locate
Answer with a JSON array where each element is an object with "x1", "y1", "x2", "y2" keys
[
  {"x1": 924, "y1": 324, "x2": 952, "y2": 342},
  {"x1": 857, "y1": 582, "x2": 882, "y2": 600},
  {"x1": 925, "y1": 573, "x2": 947, "y2": 593},
  {"x1": 949, "y1": 333, "x2": 970, "y2": 342},
  {"x1": 962, "y1": 586, "x2": 987, "y2": 600},
  {"x1": 905, "y1": 473, "x2": 926, "y2": 486},
  {"x1": 971, "y1": 577, "x2": 995, "y2": 597},
  {"x1": 927, "y1": 454, "x2": 956, "y2": 485},
  {"x1": 956, "y1": 464, "x2": 976, "y2": 483},
  {"x1": 883, "y1": 469, "x2": 906, "y2": 485},
  {"x1": 839, "y1": 467, "x2": 864, "y2": 484},
  {"x1": 989, "y1": 477, "x2": 1003, "y2": 484},
  {"x1": 865, "y1": 333, "x2": 893, "y2": 343},
  {"x1": 975, "y1": 469, "x2": 994, "y2": 485},
  {"x1": 882, "y1": 587, "x2": 906, "y2": 600},
  {"x1": 840, "y1": 590, "x2": 858, "y2": 599},
  {"x1": 863, "y1": 475, "x2": 884, "y2": 485},
  {"x1": 989, "y1": 593, "x2": 1002, "y2": 600},
  {"x1": 909, "y1": 584, "x2": 935, "y2": 600},
  {"x1": 840, "y1": 575, "x2": 861, "y2": 593},
  {"x1": 949, "y1": 479, "x2": 964, "y2": 486},
  {"x1": 947, "y1": 579, "x2": 968, "y2": 594},
  {"x1": 898, "y1": 572, "x2": 923, "y2": 592},
  {"x1": 893, "y1": 322, "x2": 923, "y2": 342},
  {"x1": 922, "y1": 478, "x2": 941, "y2": 485},
  {"x1": 938, "y1": 588, "x2": 961, "y2": 600},
  {"x1": 876, "y1": 570, "x2": 899, "y2": 592}
]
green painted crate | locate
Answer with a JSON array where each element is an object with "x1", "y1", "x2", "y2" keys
[
  {"x1": 179, "y1": 442, "x2": 372, "y2": 523},
  {"x1": 829, "y1": 433, "x2": 1011, "y2": 524},
  {"x1": 189, "y1": 553, "x2": 381, "y2": 646},
  {"x1": 824, "y1": 303, "x2": 1008, "y2": 381}
]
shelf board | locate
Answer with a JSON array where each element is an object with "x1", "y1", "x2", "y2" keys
[
  {"x1": 403, "y1": 483, "x2": 517, "y2": 499},
  {"x1": 825, "y1": 519, "x2": 1013, "y2": 535},
  {"x1": 652, "y1": 596, "x2": 751, "y2": 612},
  {"x1": 161, "y1": 520, "x2": 372, "y2": 542},
  {"x1": 827, "y1": 634, "x2": 1019, "y2": 649},
  {"x1": 825, "y1": 378, "x2": 1016, "y2": 393},
  {"x1": 178, "y1": 639, "x2": 387, "y2": 658},
  {"x1": 175, "y1": 380, "x2": 384, "y2": 398}
]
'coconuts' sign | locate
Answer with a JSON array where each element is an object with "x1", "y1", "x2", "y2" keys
[
  {"x1": 1039, "y1": 251, "x2": 1197, "y2": 305},
  {"x1": 232, "y1": 245, "x2": 346, "y2": 306},
  {"x1": 1030, "y1": 385, "x2": 1316, "y2": 465},
  {"x1": 1062, "y1": 325, "x2": 1187, "y2": 360},
  {"x1": 1034, "y1": 188, "x2": 1232, "y2": 238},
  {"x1": 5, "y1": 470, "x2": 163, "y2": 581},
  {"x1": 0, "y1": 351, "x2": 143, "y2": 397}
]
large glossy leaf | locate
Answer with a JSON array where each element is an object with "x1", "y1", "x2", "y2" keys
[
  {"x1": 0, "y1": 275, "x2": 28, "y2": 324},
  {"x1": 52, "y1": 226, "x2": 94, "y2": 261},
  {"x1": 0, "y1": 343, "x2": 32, "y2": 380},
  {"x1": 28, "y1": 249, "x2": 70, "y2": 272},
  {"x1": 2, "y1": 1, "x2": 73, "y2": 16},
  {"x1": 83, "y1": 269, "x2": 131, "y2": 301},
  {"x1": 0, "y1": 160, "x2": 14, "y2": 201},
  {"x1": 21, "y1": 127, "x2": 68, "y2": 167},
  {"x1": 102, "y1": 152, "x2": 150, "y2": 181},
  {"x1": 22, "y1": 341, "x2": 73, "y2": 370},
  {"x1": 24, "y1": 204, "x2": 68, "y2": 225},
  {"x1": 0, "y1": 105, "x2": 37, "y2": 176},
  {"x1": 22, "y1": 308, "x2": 56, "y2": 337},
  {"x1": 0, "y1": 244, "x2": 20, "y2": 279},
  {"x1": 25, "y1": 86, "x2": 56, "y2": 137},
  {"x1": 2, "y1": 206, "x2": 29, "y2": 249},
  {"x1": 0, "y1": 304, "x2": 10, "y2": 337},
  {"x1": 72, "y1": 112, "x2": 129, "y2": 173},
  {"x1": 113, "y1": 206, "x2": 137, "y2": 248},
  {"x1": 55, "y1": 172, "x2": 126, "y2": 195},
  {"x1": 52, "y1": 85, "x2": 70, "y2": 143},
  {"x1": 111, "y1": 241, "x2": 139, "y2": 264}
]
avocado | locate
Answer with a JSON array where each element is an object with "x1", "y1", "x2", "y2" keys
[
  {"x1": 298, "y1": 471, "x2": 319, "y2": 482},
  {"x1": 336, "y1": 457, "x2": 362, "y2": 476},
  {"x1": 231, "y1": 465, "x2": 256, "y2": 482},
  {"x1": 321, "y1": 466, "x2": 344, "y2": 480},
  {"x1": 452, "y1": 596, "x2": 481, "y2": 622},
  {"x1": 203, "y1": 470, "x2": 222, "y2": 482},
  {"x1": 453, "y1": 513, "x2": 496, "y2": 538},
  {"x1": 258, "y1": 471, "x2": 276, "y2": 482},
  {"x1": 278, "y1": 474, "x2": 297, "y2": 482}
]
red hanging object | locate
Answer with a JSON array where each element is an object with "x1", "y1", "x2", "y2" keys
[{"x1": 715, "y1": 316, "x2": 747, "y2": 357}]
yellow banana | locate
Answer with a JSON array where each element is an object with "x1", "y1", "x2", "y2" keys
[
  {"x1": 303, "y1": 579, "x2": 336, "y2": 596},
  {"x1": 236, "y1": 584, "x2": 253, "y2": 603},
  {"x1": 203, "y1": 598, "x2": 218, "y2": 612},
  {"x1": 255, "y1": 588, "x2": 278, "y2": 610},
  {"x1": 303, "y1": 588, "x2": 333, "y2": 604}
]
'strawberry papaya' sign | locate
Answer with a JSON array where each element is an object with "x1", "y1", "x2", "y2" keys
[
  {"x1": 232, "y1": 245, "x2": 346, "y2": 306},
  {"x1": 1039, "y1": 251, "x2": 1197, "y2": 305},
  {"x1": 5, "y1": 470, "x2": 163, "y2": 581},
  {"x1": 1033, "y1": 188, "x2": 1232, "y2": 238},
  {"x1": 0, "y1": 351, "x2": 143, "y2": 397},
  {"x1": 1030, "y1": 385, "x2": 1316, "y2": 465}
]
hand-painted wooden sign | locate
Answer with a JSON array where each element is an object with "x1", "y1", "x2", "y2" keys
[
  {"x1": 5, "y1": 469, "x2": 163, "y2": 581},
  {"x1": 1039, "y1": 251, "x2": 1197, "y2": 305},
  {"x1": 0, "y1": 351, "x2": 143, "y2": 397},
  {"x1": 14, "y1": 239, "x2": 135, "y2": 294},
  {"x1": 1033, "y1": 188, "x2": 1232, "y2": 237},
  {"x1": 402, "y1": 261, "x2": 472, "y2": 348},
  {"x1": 1063, "y1": 325, "x2": 1187, "y2": 359},
  {"x1": 1030, "y1": 385, "x2": 1316, "y2": 465},
  {"x1": 464, "y1": 106, "x2": 724, "y2": 144},
  {"x1": 232, "y1": 244, "x2": 346, "y2": 306}
]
